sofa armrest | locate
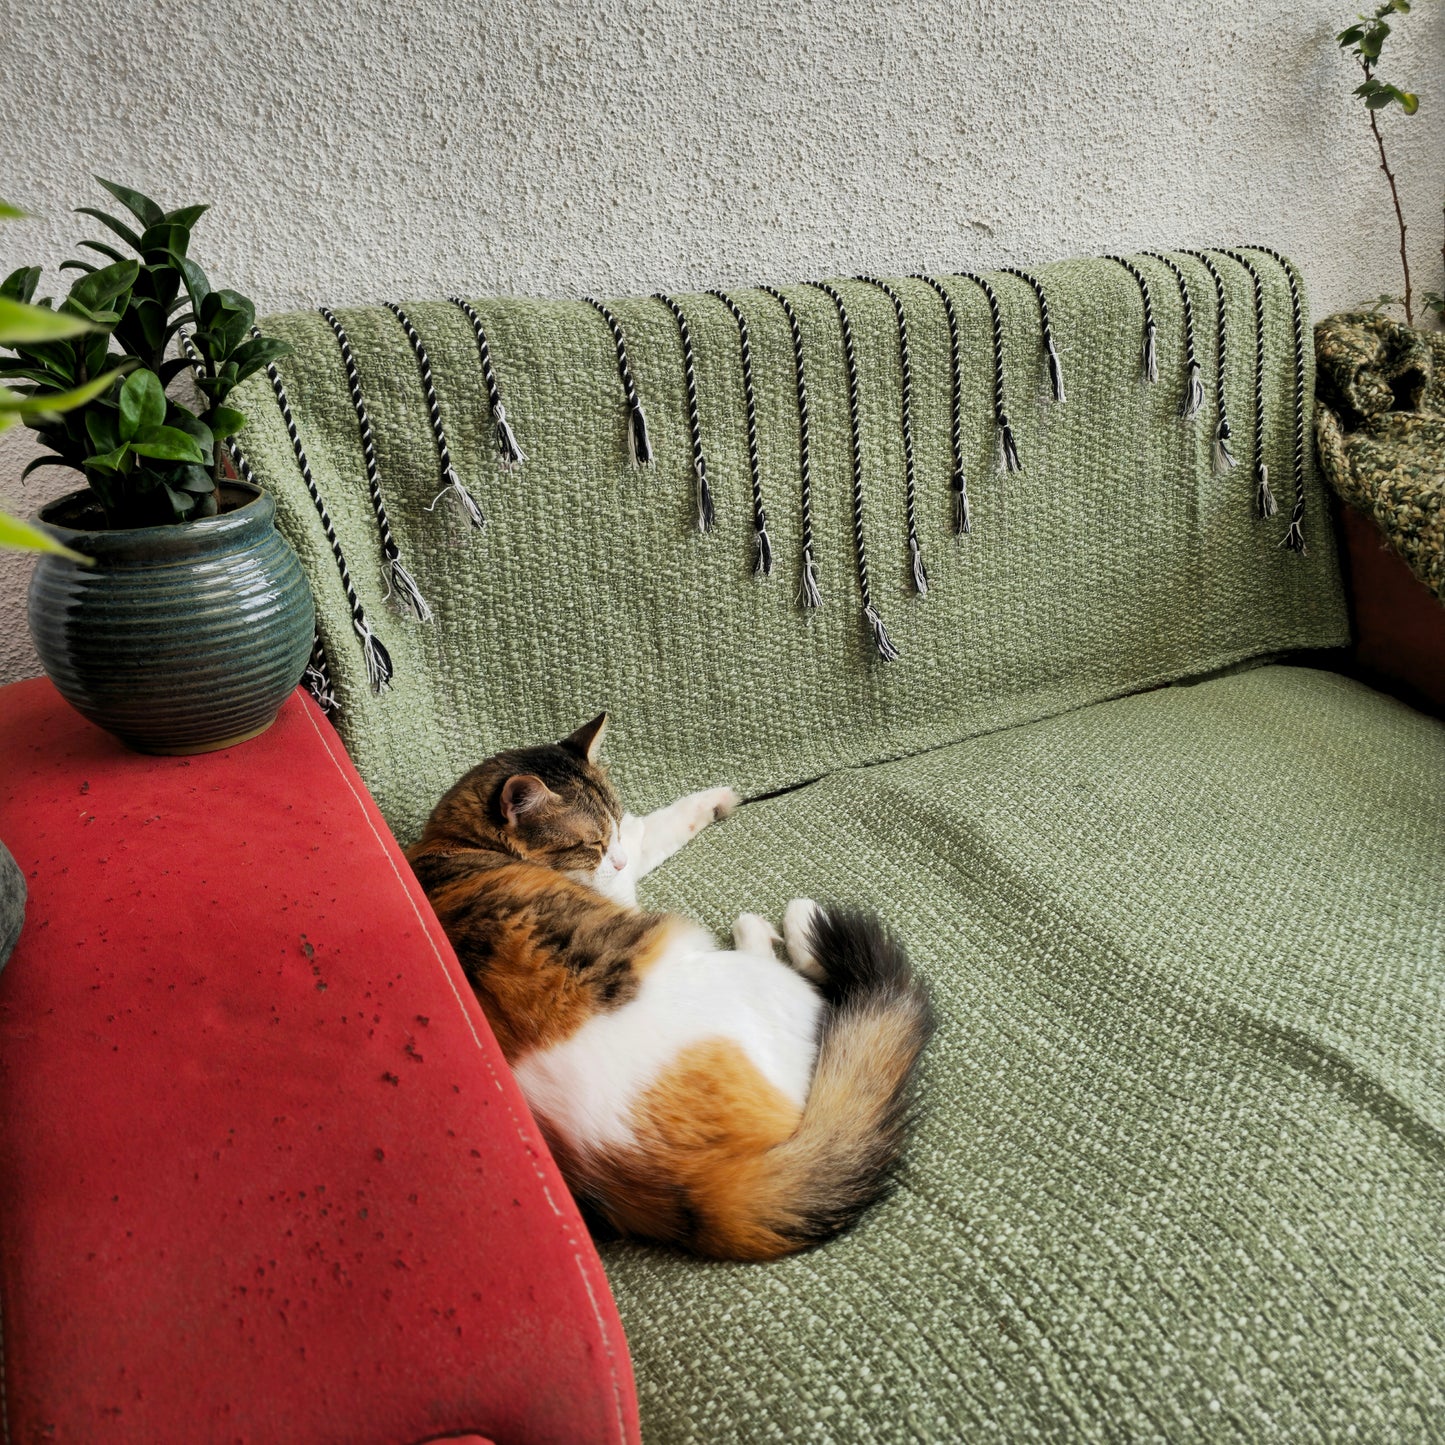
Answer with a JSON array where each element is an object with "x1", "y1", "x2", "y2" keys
[
  {"x1": 1339, "y1": 503, "x2": 1445, "y2": 717},
  {"x1": 0, "y1": 681, "x2": 638, "y2": 1445}
]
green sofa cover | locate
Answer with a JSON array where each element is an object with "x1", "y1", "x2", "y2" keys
[
  {"x1": 232, "y1": 252, "x2": 1445, "y2": 1438},
  {"x1": 235, "y1": 254, "x2": 1344, "y2": 839},
  {"x1": 624, "y1": 664, "x2": 1445, "y2": 1439}
]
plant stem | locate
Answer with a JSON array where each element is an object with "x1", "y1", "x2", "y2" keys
[{"x1": 1363, "y1": 60, "x2": 1414, "y2": 324}]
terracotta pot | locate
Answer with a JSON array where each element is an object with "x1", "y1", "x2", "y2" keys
[{"x1": 28, "y1": 481, "x2": 314, "y2": 754}]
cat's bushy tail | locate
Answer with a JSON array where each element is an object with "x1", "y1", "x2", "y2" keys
[{"x1": 720, "y1": 905, "x2": 934, "y2": 1260}]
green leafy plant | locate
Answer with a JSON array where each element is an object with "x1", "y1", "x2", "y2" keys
[
  {"x1": 1337, "y1": 1, "x2": 1422, "y2": 323},
  {"x1": 0, "y1": 178, "x2": 290, "y2": 528},
  {"x1": 0, "y1": 201, "x2": 108, "y2": 562}
]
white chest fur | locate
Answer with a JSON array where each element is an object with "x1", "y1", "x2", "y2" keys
[{"x1": 513, "y1": 932, "x2": 823, "y2": 1151}]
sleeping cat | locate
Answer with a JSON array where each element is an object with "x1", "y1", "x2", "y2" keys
[{"x1": 407, "y1": 713, "x2": 933, "y2": 1261}]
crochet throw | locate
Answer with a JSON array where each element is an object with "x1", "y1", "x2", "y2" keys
[{"x1": 1314, "y1": 311, "x2": 1445, "y2": 603}]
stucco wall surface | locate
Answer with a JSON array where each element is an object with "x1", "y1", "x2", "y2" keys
[{"x1": 2, "y1": 0, "x2": 1442, "y2": 685}]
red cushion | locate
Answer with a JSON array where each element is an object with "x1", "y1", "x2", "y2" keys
[{"x1": 0, "y1": 680, "x2": 638, "y2": 1445}]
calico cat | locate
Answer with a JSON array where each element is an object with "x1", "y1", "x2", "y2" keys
[{"x1": 407, "y1": 713, "x2": 933, "y2": 1261}]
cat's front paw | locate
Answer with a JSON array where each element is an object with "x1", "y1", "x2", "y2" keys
[{"x1": 705, "y1": 786, "x2": 741, "y2": 822}]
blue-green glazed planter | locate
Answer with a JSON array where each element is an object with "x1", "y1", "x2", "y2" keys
[{"x1": 28, "y1": 482, "x2": 315, "y2": 755}]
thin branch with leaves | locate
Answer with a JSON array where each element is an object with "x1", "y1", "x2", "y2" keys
[{"x1": 1337, "y1": 1, "x2": 1420, "y2": 323}]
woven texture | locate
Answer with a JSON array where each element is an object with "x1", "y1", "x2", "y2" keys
[
  {"x1": 611, "y1": 665, "x2": 1445, "y2": 1443},
  {"x1": 233, "y1": 255, "x2": 1347, "y2": 843},
  {"x1": 1315, "y1": 311, "x2": 1445, "y2": 603}
]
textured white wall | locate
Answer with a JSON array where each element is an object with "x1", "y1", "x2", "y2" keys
[{"x1": 2, "y1": 0, "x2": 1442, "y2": 685}]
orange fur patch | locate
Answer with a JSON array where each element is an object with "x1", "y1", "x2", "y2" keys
[
  {"x1": 415, "y1": 851, "x2": 682, "y2": 1061},
  {"x1": 600, "y1": 1039, "x2": 807, "y2": 1260}
]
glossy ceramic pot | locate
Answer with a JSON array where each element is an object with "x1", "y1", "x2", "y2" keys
[{"x1": 28, "y1": 482, "x2": 314, "y2": 754}]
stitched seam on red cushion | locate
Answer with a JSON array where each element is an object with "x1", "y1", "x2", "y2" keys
[
  {"x1": 1, "y1": 1270, "x2": 11, "y2": 1445},
  {"x1": 298, "y1": 701, "x2": 630, "y2": 1444}
]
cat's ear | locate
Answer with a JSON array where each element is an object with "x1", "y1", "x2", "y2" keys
[
  {"x1": 562, "y1": 712, "x2": 608, "y2": 764},
  {"x1": 500, "y1": 774, "x2": 558, "y2": 827}
]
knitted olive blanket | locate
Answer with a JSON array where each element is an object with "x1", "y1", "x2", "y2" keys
[
  {"x1": 232, "y1": 251, "x2": 1346, "y2": 843},
  {"x1": 1315, "y1": 311, "x2": 1445, "y2": 602},
  {"x1": 619, "y1": 664, "x2": 1445, "y2": 1442}
]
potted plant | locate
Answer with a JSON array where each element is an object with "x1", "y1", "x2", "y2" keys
[{"x1": 3, "y1": 179, "x2": 314, "y2": 754}]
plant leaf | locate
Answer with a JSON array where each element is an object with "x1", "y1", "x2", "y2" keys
[
  {"x1": 86, "y1": 405, "x2": 119, "y2": 453},
  {"x1": 93, "y1": 177, "x2": 164, "y2": 230},
  {"x1": 158, "y1": 356, "x2": 196, "y2": 386},
  {"x1": 74, "y1": 207, "x2": 143, "y2": 252},
  {"x1": 166, "y1": 409, "x2": 214, "y2": 466},
  {"x1": 86, "y1": 444, "x2": 131, "y2": 472},
  {"x1": 78, "y1": 239, "x2": 127, "y2": 265},
  {"x1": 65, "y1": 259, "x2": 139, "y2": 314},
  {"x1": 162, "y1": 203, "x2": 209, "y2": 230},
  {"x1": 130, "y1": 423, "x2": 206, "y2": 463},
  {"x1": 21, "y1": 454, "x2": 76, "y2": 481},
  {"x1": 211, "y1": 405, "x2": 246, "y2": 438},
  {"x1": 139, "y1": 220, "x2": 189, "y2": 261},
  {"x1": 1, "y1": 266, "x2": 42, "y2": 304},
  {"x1": 173, "y1": 462, "x2": 217, "y2": 494},
  {"x1": 0, "y1": 368, "x2": 127, "y2": 415},
  {"x1": 0, "y1": 509, "x2": 94, "y2": 563},
  {"x1": 118, "y1": 368, "x2": 166, "y2": 439},
  {"x1": 228, "y1": 335, "x2": 291, "y2": 384},
  {"x1": 177, "y1": 256, "x2": 211, "y2": 313},
  {"x1": 0, "y1": 201, "x2": 28, "y2": 221},
  {"x1": 0, "y1": 295, "x2": 96, "y2": 344}
]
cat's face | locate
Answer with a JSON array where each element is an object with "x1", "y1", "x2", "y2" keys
[{"x1": 425, "y1": 713, "x2": 627, "y2": 880}]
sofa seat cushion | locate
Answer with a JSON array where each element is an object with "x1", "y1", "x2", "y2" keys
[{"x1": 614, "y1": 664, "x2": 1445, "y2": 1442}]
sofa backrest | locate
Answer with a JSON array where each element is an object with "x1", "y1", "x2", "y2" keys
[{"x1": 233, "y1": 253, "x2": 1347, "y2": 843}]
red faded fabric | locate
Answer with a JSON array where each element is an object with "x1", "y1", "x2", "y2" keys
[{"x1": 0, "y1": 680, "x2": 639, "y2": 1445}]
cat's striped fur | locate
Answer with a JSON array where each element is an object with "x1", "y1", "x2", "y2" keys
[{"x1": 408, "y1": 714, "x2": 933, "y2": 1260}]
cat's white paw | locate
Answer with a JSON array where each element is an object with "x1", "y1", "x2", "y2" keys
[
  {"x1": 732, "y1": 912, "x2": 781, "y2": 957},
  {"x1": 783, "y1": 898, "x2": 827, "y2": 982},
  {"x1": 703, "y1": 786, "x2": 741, "y2": 822},
  {"x1": 685, "y1": 786, "x2": 740, "y2": 835}
]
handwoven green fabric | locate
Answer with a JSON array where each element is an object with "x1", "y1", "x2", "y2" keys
[
  {"x1": 1315, "y1": 311, "x2": 1445, "y2": 602},
  {"x1": 615, "y1": 665, "x2": 1445, "y2": 1442},
  {"x1": 233, "y1": 255, "x2": 1346, "y2": 843}
]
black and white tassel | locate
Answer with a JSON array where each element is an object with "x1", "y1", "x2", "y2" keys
[
  {"x1": 1140, "y1": 252, "x2": 1204, "y2": 421},
  {"x1": 301, "y1": 633, "x2": 338, "y2": 716},
  {"x1": 760, "y1": 285, "x2": 822, "y2": 607},
  {"x1": 1103, "y1": 255, "x2": 1160, "y2": 383},
  {"x1": 909, "y1": 275, "x2": 972, "y2": 535},
  {"x1": 953, "y1": 271, "x2": 1022, "y2": 473},
  {"x1": 1218, "y1": 250, "x2": 1279, "y2": 520},
  {"x1": 584, "y1": 297, "x2": 654, "y2": 468},
  {"x1": 320, "y1": 307, "x2": 433, "y2": 622},
  {"x1": 1001, "y1": 268, "x2": 1066, "y2": 403},
  {"x1": 385, "y1": 303, "x2": 485, "y2": 529},
  {"x1": 710, "y1": 290, "x2": 774, "y2": 576},
  {"x1": 1241, "y1": 246, "x2": 1308, "y2": 553},
  {"x1": 856, "y1": 275, "x2": 927, "y2": 595},
  {"x1": 447, "y1": 297, "x2": 525, "y2": 468},
  {"x1": 811, "y1": 281, "x2": 900, "y2": 661},
  {"x1": 242, "y1": 327, "x2": 393, "y2": 695},
  {"x1": 1178, "y1": 251, "x2": 1239, "y2": 473},
  {"x1": 654, "y1": 294, "x2": 715, "y2": 533}
]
